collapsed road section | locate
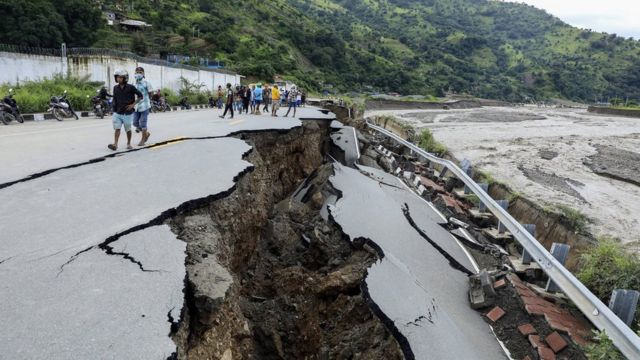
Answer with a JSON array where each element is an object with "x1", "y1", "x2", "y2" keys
[{"x1": 2, "y1": 105, "x2": 608, "y2": 359}]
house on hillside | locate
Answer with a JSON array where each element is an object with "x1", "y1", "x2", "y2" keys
[{"x1": 119, "y1": 19, "x2": 152, "y2": 32}]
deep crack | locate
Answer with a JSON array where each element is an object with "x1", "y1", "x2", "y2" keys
[
  {"x1": 402, "y1": 203, "x2": 474, "y2": 276},
  {"x1": 0, "y1": 126, "x2": 299, "y2": 191}
]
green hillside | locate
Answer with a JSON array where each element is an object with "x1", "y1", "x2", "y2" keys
[{"x1": 2, "y1": 0, "x2": 640, "y2": 102}]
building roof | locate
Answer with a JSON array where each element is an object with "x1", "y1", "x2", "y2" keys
[{"x1": 120, "y1": 19, "x2": 152, "y2": 28}]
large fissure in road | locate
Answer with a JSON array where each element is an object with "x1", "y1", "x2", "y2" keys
[{"x1": 167, "y1": 120, "x2": 404, "y2": 359}]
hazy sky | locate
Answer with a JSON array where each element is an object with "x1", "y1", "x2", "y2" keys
[{"x1": 509, "y1": 0, "x2": 640, "y2": 39}]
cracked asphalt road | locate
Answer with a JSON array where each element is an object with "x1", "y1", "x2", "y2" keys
[
  {"x1": 329, "y1": 163, "x2": 506, "y2": 360},
  {"x1": 0, "y1": 108, "x2": 332, "y2": 359}
]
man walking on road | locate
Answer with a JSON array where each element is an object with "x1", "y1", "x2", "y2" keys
[
  {"x1": 133, "y1": 66, "x2": 153, "y2": 146},
  {"x1": 219, "y1": 83, "x2": 234, "y2": 119},
  {"x1": 284, "y1": 85, "x2": 299, "y2": 118},
  {"x1": 108, "y1": 69, "x2": 143, "y2": 151}
]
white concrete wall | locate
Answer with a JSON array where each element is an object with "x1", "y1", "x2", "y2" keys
[
  {"x1": 0, "y1": 52, "x2": 240, "y2": 95},
  {"x1": 0, "y1": 52, "x2": 63, "y2": 85}
]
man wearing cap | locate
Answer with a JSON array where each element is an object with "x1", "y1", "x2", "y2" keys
[{"x1": 109, "y1": 69, "x2": 143, "y2": 151}]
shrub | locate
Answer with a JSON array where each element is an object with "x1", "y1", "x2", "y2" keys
[
  {"x1": 583, "y1": 330, "x2": 624, "y2": 360},
  {"x1": 577, "y1": 238, "x2": 640, "y2": 331},
  {"x1": 0, "y1": 75, "x2": 102, "y2": 113},
  {"x1": 416, "y1": 128, "x2": 447, "y2": 155},
  {"x1": 161, "y1": 88, "x2": 180, "y2": 107},
  {"x1": 557, "y1": 204, "x2": 589, "y2": 235}
]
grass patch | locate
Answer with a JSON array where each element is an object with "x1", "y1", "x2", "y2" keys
[
  {"x1": 577, "y1": 238, "x2": 640, "y2": 333},
  {"x1": 475, "y1": 170, "x2": 497, "y2": 185},
  {"x1": 0, "y1": 75, "x2": 103, "y2": 113},
  {"x1": 415, "y1": 128, "x2": 447, "y2": 155},
  {"x1": 557, "y1": 205, "x2": 589, "y2": 235},
  {"x1": 583, "y1": 330, "x2": 624, "y2": 360}
]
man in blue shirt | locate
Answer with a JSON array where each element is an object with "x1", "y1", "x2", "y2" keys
[
  {"x1": 133, "y1": 66, "x2": 154, "y2": 146},
  {"x1": 253, "y1": 83, "x2": 263, "y2": 115}
]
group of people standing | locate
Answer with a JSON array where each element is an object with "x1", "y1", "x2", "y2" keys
[
  {"x1": 106, "y1": 68, "x2": 307, "y2": 150},
  {"x1": 218, "y1": 83, "x2": 305, "y2": 119}
]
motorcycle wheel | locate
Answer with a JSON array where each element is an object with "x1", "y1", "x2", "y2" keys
[
  {"x1": 3, "y1": 112, "x2": 15, "y2": 125},
  {"x1": 17, "y1": 114, "x2": 24, "y2": 123},
  {"x1": 53, "y1": 108, "x2": 64, "y2": 121},
  {"x1": 73, "y1": 111, "x2": 79, "y2": 120},
  {"x1": 97, "y1": 108, "x2": 104, "y2": 119},
  {"x1": 1, "y1": 112, "x2": 11, "y2": 125}
]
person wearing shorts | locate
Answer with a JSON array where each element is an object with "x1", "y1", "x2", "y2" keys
[
  {"x1": 109, "y1": 69, "x2": 142, "y2": 151},
  {"x1": 133, "y1": 66, "x2": 153, "y2": 146}
]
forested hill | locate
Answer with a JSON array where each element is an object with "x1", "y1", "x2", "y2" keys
[{"x1": 2, "y1": 0, "x2": 640, "y2": 102}]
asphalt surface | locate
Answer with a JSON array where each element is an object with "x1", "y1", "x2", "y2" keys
[
  {"x1": 0, "y1": 106, "x2": 332, "y2": 185},
  {"x1": 329, "y1": 163, "x2": 506, "y2": 360},
  {"x1": 0, "y1": 107, "x2": 333, "y2": 359}
]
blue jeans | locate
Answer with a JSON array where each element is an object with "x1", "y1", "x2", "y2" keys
[
  {"x1": 113, "y1": 113, "x2": 133, "y2": 131},
  {"x1": 133, "y1": 109, "x2": 149, "y2": 130}
]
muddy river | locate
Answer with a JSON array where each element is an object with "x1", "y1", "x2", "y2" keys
[{"x1": 368, "y1": 106, "x2": 640, "y2": 250}]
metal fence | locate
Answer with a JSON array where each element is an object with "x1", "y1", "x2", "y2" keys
[
  {"x1": 0, "y1": 44, "x2": 61, "y2": 57},
  {"x1": 0, "y1": 44, "x2": 237, "y2": 75},
  {"x1": 365, "y1": 120, "x2": 640, "y2": 359}
]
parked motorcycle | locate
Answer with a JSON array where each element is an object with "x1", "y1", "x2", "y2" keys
[
  {"x1": 1, "y1": 89, "x2": 24, "y2": 125},
  {"x1": 0, "y1": 101, "x2": 15, "y2": 125},
  {"x1": 48, "y1": 91, "x2": 78, "y2": 121},
  {"x1": 178, "y1": 97, "x2": 192, "y2": 110},
  {"x1": 151, "y1": 99, "x2": 170, "y2": 113}
]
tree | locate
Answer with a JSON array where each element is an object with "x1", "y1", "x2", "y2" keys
[
  {"x1": 131, "y1": 34, "x2": 148, "y2": 56},
  {"x1": 0, "y1": 0, "x2": 67, "y2": 47}
]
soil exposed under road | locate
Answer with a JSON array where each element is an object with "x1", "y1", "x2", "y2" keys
[{"x1": 368, "y1": 106, "x2": 640, "y2": 250}]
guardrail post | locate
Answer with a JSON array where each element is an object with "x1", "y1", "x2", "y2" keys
[
  {"x1": 478, "y1": 183, "x2": 489, "y2": 212},
  {"x1": 464, "y1": 166, "x2": 474, "y2": 194},
  {"x1": 545, "y1": 243, "x2": 571, "y2": 292},
  {"x1": 609, "y1": 290, "x2": 640, "y2": 327},
  {"x1": 521, "y1": 224, "x2": 536, "y2": 264},
  {"x1": 438, "y1": 166, "x2": 448, "y2": 180},
  {"x1": 495, "y1": 200, "x2": 509, "y2": 233}
]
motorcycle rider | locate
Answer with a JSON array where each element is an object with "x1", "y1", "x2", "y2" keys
[{"x1": 108, "y1": 69, "x2": 143, "y2": 151}]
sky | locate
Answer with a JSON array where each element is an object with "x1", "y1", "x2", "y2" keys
[{"x1": 508, "y1": 0, "x2": 640, "y2": 39}]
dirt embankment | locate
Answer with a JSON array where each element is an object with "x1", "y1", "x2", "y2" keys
[
  {"x1": 167, "y1": 120, "x2": 404, "y2": 359},
  {"x1": 588, "y1": 106, "x2": 640, "y2": 118},
  {"x1": 365, "y1": 98, "x2": 510, "y2": 111}
]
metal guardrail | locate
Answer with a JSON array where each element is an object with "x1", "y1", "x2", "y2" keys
[{"x1": 365, "y1": 120, "x2": 640, "y2": 359}]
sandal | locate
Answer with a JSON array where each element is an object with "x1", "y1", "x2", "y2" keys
[{"x1": 107, "y1": 144, "x2": 117, "y2": 151}]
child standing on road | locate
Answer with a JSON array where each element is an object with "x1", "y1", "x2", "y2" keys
[
  {"x1": 108, "y1": 69, "x2": 143, "y2": 151},
  {"x1": 133, "y1": 67, "x2": 153, "y2": 146}
]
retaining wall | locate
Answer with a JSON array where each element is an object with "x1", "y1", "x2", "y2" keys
[{"x1": 0, "y1": 51, "x2": 241, "y2": 93}]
